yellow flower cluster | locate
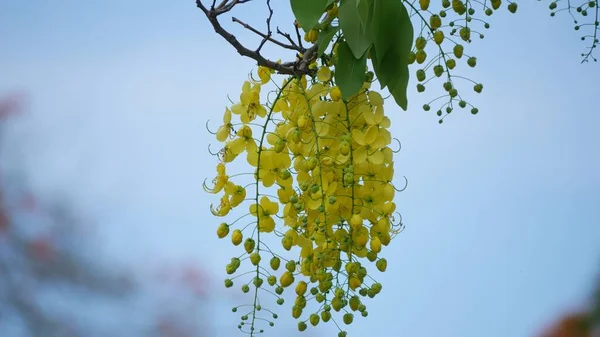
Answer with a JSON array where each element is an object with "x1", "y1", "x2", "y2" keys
[{"x1": 206, "y1": 64, "x2": 403, "y2": 336}]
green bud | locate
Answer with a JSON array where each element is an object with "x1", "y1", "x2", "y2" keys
[
  {"x1": 309, "y1": 314, "x2": 320, "y2": 326},
  {"x1": 279, "y1": 169, "x2": 291, "y2": 180},
  {"x1": 467, "y1": 57, "x2": 477, "y2": 67},
  {"x1": 286, "y1": 260, "x2": 296, "y2": 273},
  {"x1": 244, "y1": 238, "x2": 255, "y2": 254},
  {"x1": 342, "y1": 313, "x2": 354, "y2": 325},
  {"x1": 310, "y1": 184, "x2": 319, "y2": 194},
  {"x1": 453, "y1": 44, "x2": 464, "y2": 58},
  {"x1": 446, "y1": 58, "x2": 456, "y2": 69},
  {"x1": 270, "y1": 256, "x2": 281, "y2": 270}
]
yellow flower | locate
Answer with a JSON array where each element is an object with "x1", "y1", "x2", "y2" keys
[
  {"x1": 257, "y1": 151, "x2": 292, "y2": 188},
  {"x1": 231, "y1": 81, "x2": 266, "y2": 124},
  {"x1": 210, "y1": 195, "x2": 231, "y2": 217},
  {"x1": 204, "y1": 163, "x2": 228, "y2": 194},
  {"x1": 229, "y1": 125, "x2": 257, "y2": 156},
  {"x1": 277, "y1": 185, "x2": 294, "y2": 204},
  {"x1": 216, "y1": 108, "x2": 232, "y2": 142},
  {"x1": 330, "y1": 86, "x2": 342, "y2": 102},
  {"x1": 224, "y1": 182, "x2": 246, "y2": 207},
  {"x1": 317, "y1": 66, "x2": 332, "y2": 82},
  {"x1": 250, "y1": 196, "x2": 279, "y2": 232},
  {"x1": 257, "y1": 66, "x2": 274, "y2": 84},
  {"x1": 363, "y1": 105, "x2": 384, "y2": 125}
]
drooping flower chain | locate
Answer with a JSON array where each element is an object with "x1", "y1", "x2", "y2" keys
[{"x1": 206, "y1": 65, "x2": 404, "y2": 336}]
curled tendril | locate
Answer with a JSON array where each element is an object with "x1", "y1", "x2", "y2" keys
[
  {"x1": 391, "y1": 138, "x2": 402, "y2": 153},
  {"x1": 208, "y1": 143, "x2": 220, "y2": 156},
  {"x1": 202, "y1": 178, "x2": 215, "y2": 193},
  {"x1": 393, "y1": 176, "x2": 409, "y2": 193},
  {"x1": 205, "y1": 119, "x2": 218, "y2": 135}
]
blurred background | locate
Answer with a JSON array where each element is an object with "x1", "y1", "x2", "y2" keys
[{"x1": 0, "y1": 1, "x2": 599, "y2": 336}]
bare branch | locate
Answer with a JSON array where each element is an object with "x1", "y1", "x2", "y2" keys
[
  {"x1": 217, "y1": 0, "x2": 251, "y2": 15},
  {"x1": 216, "y1": 0, "x2": 229, "y2": 9},
  {"x1": 195, "y1": 0, "x2": 317, "y2": 76},
  {"x1": 256, "y1": 0, "x2": 274, "y2": 53},
  {"x1": 232, "y1": 17, "x2": 300, "y2": 51},
  {"x1": 277, "y1": 27, "x2": 301, "y2": 51},
  {"x1": 294, "y1": 22, "x2": 305, "y2": 50}
]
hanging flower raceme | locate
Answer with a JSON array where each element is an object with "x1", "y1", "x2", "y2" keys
[{"x1": 206, "y1": 56, "x2": 404, "y2": 337}]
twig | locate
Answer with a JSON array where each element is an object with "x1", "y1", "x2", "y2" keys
[
  {"x1": 195, "y1": 0, "x2": 317, "y2": 76},
  {"x1": 217, "y1": 0, "x2": 251, "y2": 15},
  {"x1": 277, "y1": 27, "x2": 302, "y2": 51},
  {"x1": 232, "y1": 17, "x2": 300, "y2": 51},
  {"x1": 256, "y1": 0, "x2": 274, "y2": 53},
  {"x1": 294, "y1": 23, "x2": 305, "y2": 50}
]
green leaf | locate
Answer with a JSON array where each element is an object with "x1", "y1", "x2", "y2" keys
[
  {"x1": 290, "y1": 0, "x2": 328, "y2": 31},
  {"x1": 385, "y1": 51, "x2": 410, "y2": 110},
  {"x1": 335, "y1": 41, "x2": 368, "y2": 100},
  {"x1": 369, "y1": 0, "x2": 412, "y2": 67},
  {"x1": 372, "y1": 48, "x2": 409, "y2": 109},
  {"x1": 369, "y1": 0, "x2": 413, "y2": 110},
  {"x1": 338, "y1": 0, "x2": 372, "y2": 58},
  {"x1": 370, "y1": 48, "x2": 387, "y2": 88},
  {"x1": 356, "y1": 0, "x2": 373, "y2": 32},
  {"x1": 317, "y1": 25, "x2": 339, "y2": 57}
]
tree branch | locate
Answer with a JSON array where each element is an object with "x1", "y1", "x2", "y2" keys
[
  {"x1": 195, "y1": 0, "x2": 317, "y2": 76},
  {"x1": 232, "y1": 17, "x2": 301, "y2": 51},
  {"x1": 294, "y1": 22, "x2": 305, "y2": 50},
  {"x1": 256, "y1": 0, "x2": 274, "y2": 53},
  {"x1": 277, "y1": 27, "x2": 301, "y2": 51}
]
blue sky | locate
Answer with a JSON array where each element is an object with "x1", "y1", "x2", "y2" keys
[{"x1": 1, "y1": 1, "x2": 599, "y2": 336}]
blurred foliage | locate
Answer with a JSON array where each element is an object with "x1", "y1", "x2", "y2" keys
[
  {"x1": 0, "y1": 93, "x2": 213, "y2": 337},
  {"x1": 539, "y1": 274, "x2": 600, "y2": 337}
]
